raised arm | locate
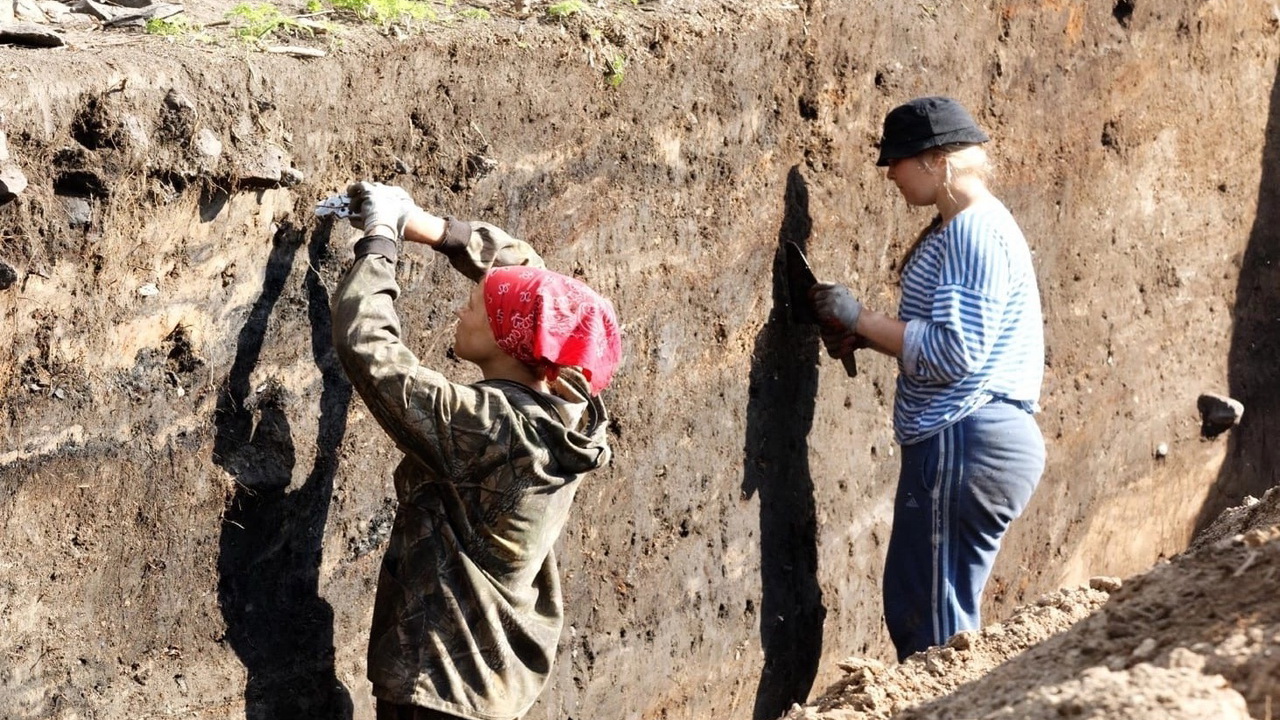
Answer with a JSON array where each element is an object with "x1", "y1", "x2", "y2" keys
[
  {"x1": 348, "y1": 180, "x2": 547, "y2": 280},
  {"x1": 403, "y1": 212, "x2": 547, "y2": 282},
  {"x1": 332, "y1": 182, "x2": 524, "y2": 478},
  {"x1": 330, "y1": 249, "x2": 507, "y2": 478}
]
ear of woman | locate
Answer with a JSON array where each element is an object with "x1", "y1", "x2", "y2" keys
[{"x1": 918, "y1": 152, "x2": 942, "y2": 174}]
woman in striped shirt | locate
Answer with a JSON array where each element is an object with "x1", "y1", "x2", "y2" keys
[{"x1": 812, "y1": 96, "x2": 1046, "y2": 661}]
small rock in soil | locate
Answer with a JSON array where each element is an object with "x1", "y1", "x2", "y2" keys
[
  {"x1": 61, "y1": 195, "x2": 92, "y2": 228},
  {"x1": 122, "y1": 114, "x2": 151, "y2": 150},
  {"x1": 280, "y1": 166, "x2": 304, "y2": 187},
  {"x1": 1089, "y1": 576, "x2": 1123, "y2": 593},
  {"x1": 1197, "y1": 392, "x2": 1244, "y2": 438},
  {"x1": 0, "y1": 163, "x2": 27, "y2": 198},
  {"x1": 237, "y1": 143, "x2": 298, "y2": 188},
  {"x1": 1165, "y1": 647, "x2": 1206, "y2": 671},
  {"x1": 946, "y1": 630, "x2": 974, "y2": 650},
  {"x1": 192, "y1": 128, "x2": 223, "y2": 160},
  {"x1": 0, "y1": 261, "x2": 18, "y2": 291}
]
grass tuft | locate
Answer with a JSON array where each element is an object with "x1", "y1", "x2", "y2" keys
[
  {"x1": 330, "y1": 0, "x2": 437, "y2": 25},
  {"x1": 546, "y1": 0, "x2": 584, "y2": 18},
  {"x1": 144, "y1": 16, "x2": 198, "y2": 36},
  {"x1": 605, "y1": 52, "x2": 626, "y2": 88},
  {"x1": 226, "y1": 2, "x2": 313, "y2": 40}
]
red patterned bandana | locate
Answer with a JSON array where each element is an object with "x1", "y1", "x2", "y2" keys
[{"x1": 482, "y1": 267, "x2": 622, "y2": 395}]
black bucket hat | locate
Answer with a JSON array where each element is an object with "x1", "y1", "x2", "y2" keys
[{"x1": 875, "y1": 96, "x2": 989, "y2": 166}]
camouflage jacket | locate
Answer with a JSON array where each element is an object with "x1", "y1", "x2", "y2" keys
[{"x1": 331, "y1": 219, "x2": 612, "y2": 720}]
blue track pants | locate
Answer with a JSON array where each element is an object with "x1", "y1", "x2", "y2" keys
[{"x1": 882, "y1": 400, "x2": 1045, "y2": 661}]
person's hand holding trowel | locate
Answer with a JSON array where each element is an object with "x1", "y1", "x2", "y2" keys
[{"x1": 811, "y1": 282, "x2": 872, "y2": 359}]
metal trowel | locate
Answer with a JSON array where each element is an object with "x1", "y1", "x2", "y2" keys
[{"x1": 784, "y1": 241, "x2": 858, "y2": 378}]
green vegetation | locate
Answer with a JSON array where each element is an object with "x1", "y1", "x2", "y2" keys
[
  {"x1": 604, "y1": 52, "x2": 626, "y2": 88},
  {"x1": 330, "y1": 0, "x2": 437, "y2": 25},
  {"x1": 457, "y1": 7, "x2": 490, "y2": 20},
  {"x1": 226, "y1": 2, "x2": 313, "y2": 40},
  {"x1": 143, "y1": 14, "x2": 218, "y2": 42},
  {"x1": 304, "y1": 0, "x2": 324, "y2": 11},
  {"x1": 546, "y1": 0, "x2": 584, "y2": 18},
  {"x1": 144, "y1": 16, "x2": 198, "y2": 36}
]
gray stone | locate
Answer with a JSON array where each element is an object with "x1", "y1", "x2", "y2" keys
[
  {"x1": 164, "y1": 88, "x2": 195, "y2": 114},
  {"x1": 0, "y1": 163, "x2": 26, "y2": 198},
  {"x1": 0, "y1": 0, "x2": 13, "y2": 23},
  {"x1": 37, "y1": 1, "x2": 70, "y2": 20},
  {"x1": 121, "y1": 114, "x2": 150, "y2": 150},
  {"x1": 0, "y1": 130, "x2": 8, "y2": 162},
  {"x1": 279, "y1": 166, "x2": 304, "y2": 187},
  {"x1": 103, "y1": 2, "x2": 182, "y2": 27},
  {"x1": 75, "y1": 0, "x2": 121, "y2": 21},
  {"x1": 53, "y1": 8, "x2": 95, "y2": 28},
  {"x1": 237, "y1": 144, "x2": 290, "y2": 187},
  {"x1": 1198, "y1": 393, "x2": 1244, "y2": 438},
  {"x1": 0, "y1": 21, "x2": 65, "y2": 47},
  {"x1": 14, "y1": 0, "x2": 45, "y2": 22},
  {"x1": 1089, "y1": 576, "x2": 1123, "y2": 593},
  {"x1": 61, "y1": 195, "x2": 92, "y2": 229},
  {"x1": 192, "y1": 128, "x2": 222, "y2": 159}
]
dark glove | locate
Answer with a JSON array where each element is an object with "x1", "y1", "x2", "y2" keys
[
  {"x1": 811, "y1": 282, "x2": 863, "y2": 334},
  {"x1": 346, "y1": 181, "x2": 421, "y2": 237},
  {"x1": 820, "y1": 327, "x2": 871, "y2": 359}
]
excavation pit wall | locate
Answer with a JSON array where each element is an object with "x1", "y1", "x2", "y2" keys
[{"x1": 1, "y1": 2, "x2": 1278, "y2": 718}]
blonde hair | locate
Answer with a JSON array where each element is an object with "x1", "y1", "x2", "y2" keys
[
  {"x1": 933, "y1": 143, "x2": 993, "y2": 187},
  {"x1": 899, "y1": 143, "x2": 995, "y2": 274}
]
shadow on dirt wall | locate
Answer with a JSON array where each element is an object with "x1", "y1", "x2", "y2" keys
[
  {"x1": 741, "y1": 166, "x2": 827, "y2": 720},
  {"x1": 1198, "y1": 60, "x2": 1280, "y2": 534},
  {"x1": 212, "y1": 220, "x2": 354, "y2": 720}
]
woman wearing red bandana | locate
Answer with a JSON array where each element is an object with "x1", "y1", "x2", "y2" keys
[{"x1": 330, "y1": 182, "x2": 621, "y2": 720}]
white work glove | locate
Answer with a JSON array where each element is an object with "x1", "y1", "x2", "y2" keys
[
  {"x1": 346, "y1": 181, "x2": 421, "y2": 237},
  {"x1": 810, "y1": 282, "x2": 863, "y2": 335}
]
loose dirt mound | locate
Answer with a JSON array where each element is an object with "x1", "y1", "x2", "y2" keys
[{"x1": 788, "y1": 486, "x2": 1280, "y2": 720}]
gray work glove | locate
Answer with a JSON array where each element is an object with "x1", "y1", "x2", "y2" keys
[
  {"x1": 820, "y1": 327, "x2": 871, "y2": 359},
  {"x1": 346, "y1": 181, "x2": 420, "y2": 237},
  {"x1": 811, "y1": 282, "x2": 863, "y2": 335}
]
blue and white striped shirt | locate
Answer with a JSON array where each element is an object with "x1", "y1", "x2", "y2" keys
[{"x1": 894, "y1": 198, "x2": 1043, "y2": 445}]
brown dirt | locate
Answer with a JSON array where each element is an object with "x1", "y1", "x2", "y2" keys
[
  {"x1": 788, "y1": 486, "x2": 1280, "y2": 719},
  {"x1": 2, "y1": 1, "x2": 1280, "y2": 719}
]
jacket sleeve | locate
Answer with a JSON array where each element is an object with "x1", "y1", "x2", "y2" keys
[
  {"x1": 331, "y1": 250, "x2": 508, "y2": 478},
  {"x1": 434, "y1": 217, "x2": 547, "y2": 281}
]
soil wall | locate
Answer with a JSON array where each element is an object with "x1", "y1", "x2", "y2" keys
[{"x1": 1, "y1": 1, "x2": 1278, "y2": 719}]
